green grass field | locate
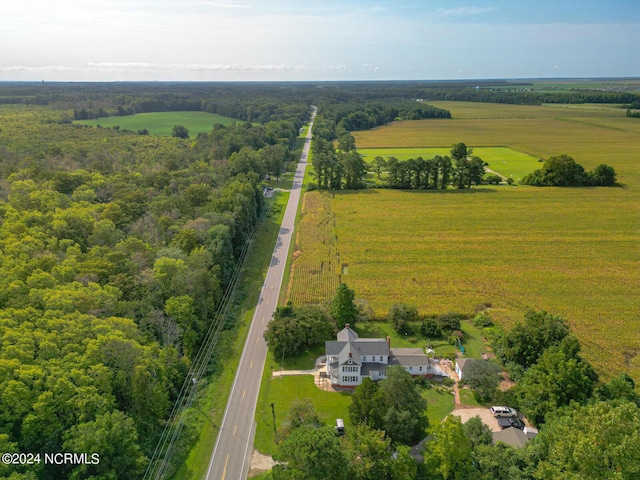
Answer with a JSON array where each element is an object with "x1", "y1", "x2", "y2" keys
[
  {"x1": 359, "y1": 147, "x2": 541, "y2": 181},
  {"x1": 423, "y1": 387, "x2": 455, "y2": 428},
  {"x1": 75, "y1": 111, "x2": 240, "y2": 136},
  {"x1": 289, "y1": 101, "x2": 640, "y2": 382},
  {"x1": 254, "y1": 372, "x2": 352, "y2": 456}
]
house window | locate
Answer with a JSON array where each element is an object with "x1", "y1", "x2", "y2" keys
[
  {"x1": 380, "y1": 356, "x2": 383, "y2": 361},
  {"x1": 342, "y1": 376, "x2": 347, "y2": 383},
  {"x1": 408, "y1": 366, "x2": 413, "y2": 371},
  {"x1": 349, "y1": 376, "x2": 357, "y2": 382},
  {"x1": 362, "y1": 356, "x2": 367, "y2": 361},
  {"x1": 419, "y1": 366, "x2": 423, "y2": 371}
]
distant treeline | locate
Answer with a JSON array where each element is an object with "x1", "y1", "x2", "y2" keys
[
  {"x1": 312, "y1": 99, "x2": 450, "y2": 141},
  {"x1": 2, "y1": 81, "x2": 638, "y2": 126},
  {"x1": 411, "y1": 88, "x2": 638, "y2": 105}
]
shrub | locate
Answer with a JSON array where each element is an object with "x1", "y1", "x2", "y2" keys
[
  {"x1": 442, "y1": 377, "x2": 456, "y2": 387},
  {"x1": 474, "y1": 312, "x2": 493, "y2": 327},
  {"x1": 387, "y1": 303, "x2": 419, "y2": 334},
  {"x1": 436, "y1": 312, "x2": 463, "y2": 333},
  {"x1": 421, "y1": 318, "x2": 442, "y2": 338}
]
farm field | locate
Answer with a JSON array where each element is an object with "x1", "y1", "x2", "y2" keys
[
  {"x1": 75, "y1": 111, "x2": 240, "y2": 136},
  {"x1": 359, "y1": 147, "x2": 540, "y2": 181},
  {"x1": 290, "y1": 101, "x2": 640, "y2": 382}
]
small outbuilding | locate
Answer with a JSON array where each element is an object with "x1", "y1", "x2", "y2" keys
[
  {"x1": 455, "y1": 358, "x2": 480, "y2": 380},
  {"x1": 492, "y1": 426, "x2": 538, "y2": 448}
]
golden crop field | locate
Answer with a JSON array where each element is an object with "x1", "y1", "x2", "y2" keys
[
  {"x1": 289, "y1": 101, "x2": 640, "y2": 381},
  {"x1": 286, "y1": 192, "x2": 342, "y2": 305}
]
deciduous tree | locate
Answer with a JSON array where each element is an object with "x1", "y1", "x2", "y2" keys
[
  {"x1": 272, "y1": 426, "x2": 348, "y2": 480},
  {"x1": 515, "y1": 336, "x2": 598, "y2": 425},
  {"x1": 331, "y1": 283, "x2": 358, "y2": 329}
]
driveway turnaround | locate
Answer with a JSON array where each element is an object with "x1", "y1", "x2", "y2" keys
[{"x1": 205, "y1": 107, "x2": 316, "y2": 480}]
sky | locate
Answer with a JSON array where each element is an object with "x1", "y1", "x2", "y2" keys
[{"x1": 1, "y1": 0, "x2": 638, "y2": 81}]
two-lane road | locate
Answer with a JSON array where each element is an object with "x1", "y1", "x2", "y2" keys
[{"x1": 205, "y1": 107, "x2": 316, "y2": 480}]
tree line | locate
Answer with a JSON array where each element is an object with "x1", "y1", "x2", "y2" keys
[
  {"x1": 312, "y1": 99, "x2": 451, "y2": 141},
  {"x1": 310, "y1": 140, "x2": 487, "y2": 191}
]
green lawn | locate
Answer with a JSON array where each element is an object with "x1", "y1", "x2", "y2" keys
[
  {"x1": 459, "y1": 388, "x2": 483, "y2": 408},
  {"x1": 423, "y1": 387, "x2": 455, "y2": 428},
  {"x1": 254, "y1": 372, "x2": 352, "y2": 456},
  {"x1": 76, "y1": 111, "x2": 240, "y2": 136}
]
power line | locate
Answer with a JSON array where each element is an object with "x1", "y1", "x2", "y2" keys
[{"x1": 144, "y1": 200, "x2": 273, "y2": 479}]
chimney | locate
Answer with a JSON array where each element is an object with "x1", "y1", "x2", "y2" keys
[
  {"x1": 345, "y1": 323, "x2": 350, "y2": 329},
  {"x1": 386, "y1": 336, "x2": 391, "y2": 349}
]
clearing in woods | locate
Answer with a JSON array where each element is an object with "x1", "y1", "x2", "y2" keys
[
  {"x1": 288, "y1": 101, "x2": 640, "y2": 382},
  {"x1": 75, "y1": 111, "x2": 240, "y2": 136}
]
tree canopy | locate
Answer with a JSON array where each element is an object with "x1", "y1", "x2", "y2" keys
[
  {"x1": 331, "y1": 283, "x2": 358, "y2": 330},
  {"x1": 515, "y1": 336, "x2": 598, "y2": 425},
  {"x1": 264, "y1": 304, "x2": 336, "y2": 359},
  {"x1": 522, "y1": 154, "x2": 617, "y2": 187},
  {"x1": 350, "y1": 366, "x2": 428, "y2": 445}
]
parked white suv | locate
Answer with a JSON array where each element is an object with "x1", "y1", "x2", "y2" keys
[{"x1": 490, "y1": 406, "x2": 518, "y2": 418}]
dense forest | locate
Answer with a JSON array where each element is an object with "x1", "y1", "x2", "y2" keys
[{"x1": 0, "y1": 84, "x2": 307, "y2": 479}]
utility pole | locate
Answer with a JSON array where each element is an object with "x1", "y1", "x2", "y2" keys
[{"x1": 271, "y1": 403, "x2": 277, "y2": 438}]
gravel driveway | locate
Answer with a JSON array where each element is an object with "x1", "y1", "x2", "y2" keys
[{"x1": 450, "y1": 407, "x2": 503, "y2": 432}]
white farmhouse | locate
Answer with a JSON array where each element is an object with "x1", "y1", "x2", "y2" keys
[{"x1": 325, "y1": 325, "x2": 446, "y2": 387}]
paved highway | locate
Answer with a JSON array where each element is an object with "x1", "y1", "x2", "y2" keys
[{"x1": 205, "y1": 107, "x2": 316, "y2": 480}]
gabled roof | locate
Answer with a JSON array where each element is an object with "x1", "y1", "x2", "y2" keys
[
  {"x1": 337, "y1": 326, "x2": 359, "y2": 342},
  {"x1": 492, "y1": 427, "x2": 536, "y2": 449},
  {"x1": 325, "y1": 341, "x2": 347, "y2": 356},
  {"x1": 339, "y1": 346, "x2": 361, "y2": 366},
  {"x1": 327, "y1": 327, "x2": 390, "y2": 367},
  {"x1": 389, "y1": 348, "x2": 430, "y2": 366},
  {"x1": 456, "y1": 357, "x2": 480, "y2": 373}
]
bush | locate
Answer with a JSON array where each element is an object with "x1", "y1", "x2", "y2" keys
[
  {"x1": 442, "y1": 377, "x2": 456, "y2": 387},
  {"x1": 442, "y1": 352, "x2": 457, "y2": 362},
  {"x1": 421, "y1": 318, "x2": 442, "y2": 338},
  {"x1": 436, "y1": 312, "x2": 464, "y2": 333},
  {"x1": 485, "y1": 174, "x2": 502, "y2": 185},
  {"x1": 474, "y1": 312, "x2": 493, "y2": 327},
  {"x1": 447, "y1": 330, "x2": 464, "y2": 345},
  {"x1": 387, "y1": 303, "x2": 419, "y2": 334}
]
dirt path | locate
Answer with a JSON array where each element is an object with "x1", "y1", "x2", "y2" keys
[
  {"x1": 485, "y1": 167, "x2": 508, "y2": 181},
  {"x1": 248, "y1": 450, "x2": 275, "y2": 478},
  {"x1": 271, "y1": 365, "x2": 334, "y2": 392}
]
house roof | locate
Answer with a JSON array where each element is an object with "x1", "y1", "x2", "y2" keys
[
  {"x1": 336, "y1": 326, "x2": 359, "y2": 342},
  {"x1": 325, "y1": 341, "x2": 346, "y2": 356},
  {"x1": 456, "y1": 357, "x2": 480, "y2": 373},
  {"x1": 389, "y1": 348, "x2": 430, "y2": 366},
  {"x1": 492, "y1": 427, "x2": 536, "y2": 449},
  {"x1": 326, "y1": 329, "x2": 390, "y2": 367}
]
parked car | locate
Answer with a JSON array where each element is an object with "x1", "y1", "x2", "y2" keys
[
  {"x1": 498, "y1": 417, "x2": 525, "y2": 429},
  {"x1": 335, "y1": 418, "x2": 345, "y2": 436},
  {"x1": 490, "y1": 406, "x2": 518, "y2": 418}
]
